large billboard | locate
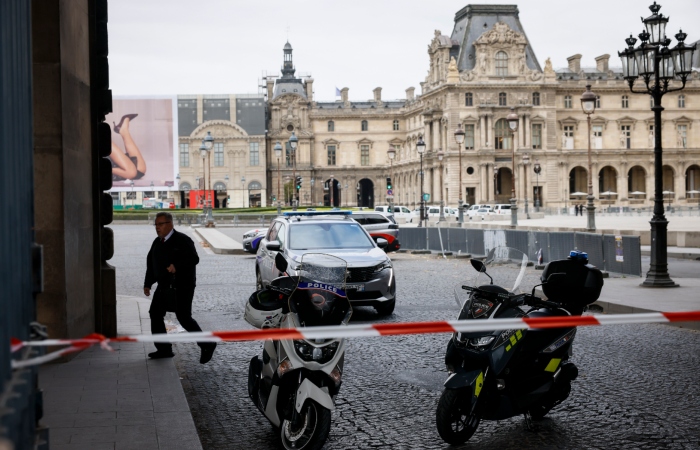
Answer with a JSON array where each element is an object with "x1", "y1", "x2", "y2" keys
[{"x1": 106, "y1": 97, "x2": 177, "y2": 191}]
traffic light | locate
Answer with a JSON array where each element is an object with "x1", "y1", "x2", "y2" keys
[
  {"x1": 295, "y1": 176, "x2": 302, "y2": 190},
  {"x1": 386, "y1": 177, "x2": 392, "y2": 190}
]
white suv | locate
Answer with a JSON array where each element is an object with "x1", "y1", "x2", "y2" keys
[
  {"x1": 467, "y1": 204, "x2": 493, "y2": 217},
  {"x1": 375, "y1": 205, "x2": 414, "y2": 222},
  {"x1": 493, "y1": 204, "x2": 512, "y2": 215}
]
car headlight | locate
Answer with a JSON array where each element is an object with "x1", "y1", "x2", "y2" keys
[{"x1": 373, "y1": 261, "x2": 392, "y2": 273}]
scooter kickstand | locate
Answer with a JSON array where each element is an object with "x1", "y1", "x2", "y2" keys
[{"x1": 523, "y1": 412, "x2": 538, "y2": 432}]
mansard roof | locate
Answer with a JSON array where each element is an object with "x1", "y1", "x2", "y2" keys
[{"x1": 450, "y1": 4, "x2": 541, "y2": 73}]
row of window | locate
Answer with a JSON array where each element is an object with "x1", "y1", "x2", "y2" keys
[
  {"x1": 465, "y1": 92, "x2": 527, "y2": 107},
  {"x1": 179, "y1": 142, "x2": 260, "y2": 167},
  {"x1": 327, "y1": 120, "x2": 400, "y2": 132},
  {"x1": 562, "y1": 124, "x2": 689, "y2": 150},
  {"x1": 563, "y1": 94, "x2": 686, "y2": 109}
]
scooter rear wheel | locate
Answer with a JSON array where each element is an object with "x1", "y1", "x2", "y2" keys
[
  {"x1": 280, "y1": 400, "x2": 331, "y2": 450},
  {"x1": 436, "y1": 388, "x2": 480, "y2": 445}
]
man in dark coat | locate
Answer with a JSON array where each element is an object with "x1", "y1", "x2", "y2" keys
[{"x1": 143, "y1": 212, "x2": 216, "y2": 363}]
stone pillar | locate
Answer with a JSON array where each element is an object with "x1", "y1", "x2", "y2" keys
[{"x1": 479, "y1": 115, "x2": 486, "y2": 148}]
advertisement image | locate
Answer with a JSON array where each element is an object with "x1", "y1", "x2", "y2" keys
[{"x1": 107, "y1": 97, "x2": 177, "y2": 190}]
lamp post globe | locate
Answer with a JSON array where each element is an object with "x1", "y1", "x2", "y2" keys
[
  {"x1": 506, "y1": 107, "x2": 519, "y2": 227},
  {"x1": 581, "y1": 84, "x2": 597, "y2": 232},
  {"x1": 454, "y1": 124, "x2": 465, "y2": 223},
  {"x1": 416, "y1": 135, "x2": 426, "y2": 227},
  {"x1": 199, "y1": 137, "x2": 215, "y2": 226},
  {"x1": 616, "y1": 2, "x2": 695, "y2": 287}
]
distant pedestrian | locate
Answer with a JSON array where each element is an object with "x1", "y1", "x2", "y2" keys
[
  {"x1": 575, "y1": 204, "x2": 581, "y2": 216},
  {"x1": 143, "y1": 212, "x2": 216, "y2": 363}
]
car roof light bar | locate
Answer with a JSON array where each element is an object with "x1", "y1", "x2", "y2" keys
[{"x1": 282, "y1": 211, "x2": 353, "y2": 217}]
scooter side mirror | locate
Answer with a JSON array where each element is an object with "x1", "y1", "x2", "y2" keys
[
  {"x1": 275, "y1": 252, "x2": 288, "y2": 273},
  {"x1": 470, "y1": 259, "x2": 486, "y2": 273}
]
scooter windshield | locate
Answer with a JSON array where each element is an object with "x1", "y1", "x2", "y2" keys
[
  {"x1": 289, "y1": 253, "x2": 353, "y2": 327},
  {"x1": 454, "y1": 247, "x2": 539, "y2": 309}
]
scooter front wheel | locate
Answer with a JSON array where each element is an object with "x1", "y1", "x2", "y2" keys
[
  {"x1": 436, "y1": 388, "x2": 480, "y2": 445},
  {"x1": 280, "y1": 400, "x2": 331, "y2": 450}
]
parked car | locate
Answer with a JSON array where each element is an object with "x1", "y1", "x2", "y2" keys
[
  {"x1": 473, "y1": 208, "x2": 492, "y2": 219},
  {"x1": 242, "y1": 228, "x2": 266, "y2": 253},
  {"x1": 467, "y1": 204, "x2": 493, "y2": 217},
  {"x1": 351, "y1": 211, "x2": 400, "y2": 252},
  {"x1": 425, "y1": 206, "x2": 459, "y2": 221},
  {"x1": 493, "y1": 204, "x2": 512, "y2": 215},
  {"x1": 255, "y1": 211, "x2": 396, "y2": 315},
  {"x1": 374, "y1": 205, "x2": 415, "y2": 223}
]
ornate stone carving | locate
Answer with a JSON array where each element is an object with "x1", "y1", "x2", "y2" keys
[
  {"x1": 447, "y1": 57, "x2": 459, "y2": 83},
  {"x1": 475, "y1": 22, "x2": 527, "y2": 45},
  {"x1": 544, "y1": 58, "x2": 554, "y2": 75}
]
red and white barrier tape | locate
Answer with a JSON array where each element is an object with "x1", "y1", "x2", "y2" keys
[{"x1": 10, "y1": 311, "x2": 700, "y2": 369}]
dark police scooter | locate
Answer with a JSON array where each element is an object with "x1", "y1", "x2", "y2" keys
[{"x1": 436, "y1": 247, "x2": 604, "y2": 445}]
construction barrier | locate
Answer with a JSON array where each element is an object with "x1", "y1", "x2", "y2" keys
[{"x1": 10, "y1": 311, "x2": 700, "y2": 370}]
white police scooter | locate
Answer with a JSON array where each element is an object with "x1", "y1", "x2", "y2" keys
[{"x1": 245, "y1": 252, "x2": 351, "y2": 450}]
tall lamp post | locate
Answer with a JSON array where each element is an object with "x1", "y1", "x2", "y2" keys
[
  {"x1": 506, "y1": 108, "x2": 519, "y2": 227},
  {"x1": 241, "y1": 176, "x2": 246, "y2": 208},
  {"x1": 437, "y1": 151, "x2": 445, "y2": 221},
  {"x1": 618, "y1": 2, "x2": 695, "y2": 287},
  {"x1": 453, "y1": 124, "x2": 465, "y2": 222},
  {"x1": 274, "y1": 141, "x2": 283, "y2": 214},
  {"x1": 288, "y1": 131, "x2": 298, "y2": 211},
  {"x1": 417, "y1": 135, "x2": 426, "y2": 227},
  {"x1": 200, "y1": 131, "x2": 215, "y2": 226},
  {"x1": 493, "y1": 165, "x2": 499, "y2": 204},
  {"x1": 522, "y1": 153, "x2": 530, "y2": 219},
  {"x1": 534, "y1": 160, "x2": 541, "y2": 212},
  {"x1": 310, "y1": 178, "x2": 315, "y2": 206},
  {"x1": 387, "y1": 146, "x2": 396, "y2": 215},
  {"x1": 581, "y1": 84, "x2": 598, "y2": 231}
]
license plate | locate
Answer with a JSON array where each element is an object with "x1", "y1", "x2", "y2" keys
[{"x1": 345, "y1": 284, "x2": 365, "y2": 291}]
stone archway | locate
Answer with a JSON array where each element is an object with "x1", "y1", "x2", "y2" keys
[
  {"x1": 357, "y1": 178, "x2": 374, "y2": 208},
  {"x1": 323, "y1": 178, "x2": 340, "y2": 207}
]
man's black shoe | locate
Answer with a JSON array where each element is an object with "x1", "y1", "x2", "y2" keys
[
  {"x1": 200, "y1": 343, "x2": 216, "y2": 364},
  {"x1": 148, "y1": 350, "x2": 175, "y2": 359}
]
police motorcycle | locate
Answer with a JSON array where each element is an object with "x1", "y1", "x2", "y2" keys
[
  {"x1": 436, "y1": 247, "x2": 604, "y2": 445},
  {"x1": 245, "y1": 252, "x2": 352, "y2": 450}
]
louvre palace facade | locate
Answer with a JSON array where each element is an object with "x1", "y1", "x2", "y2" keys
[{"x1": 261, "y1": 4, "x2": 700, "y2": 211}]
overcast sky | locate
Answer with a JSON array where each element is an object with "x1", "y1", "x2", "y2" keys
[{"x1": 108, "y1": 0, "x2": 699, "y2": 101}]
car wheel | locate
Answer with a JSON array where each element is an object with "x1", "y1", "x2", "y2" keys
[
  {"x1": 374, "y1": 298, "x2": 396, "y2": 316},
  {"x1": 255, "y1": 269, "x2": 263, "y2": 291}
]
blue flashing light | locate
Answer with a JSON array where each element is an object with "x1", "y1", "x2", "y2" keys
[
  {"x1": 282, "y1": 210, "x2": 353, "y2": 217},
  {"x1": 569, "y1": 250, "x2": 588, "y2": 261}
]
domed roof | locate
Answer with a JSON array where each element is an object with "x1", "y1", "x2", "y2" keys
[{"x1": 284, "y1": 41, "x2": 292, "y2": 50}]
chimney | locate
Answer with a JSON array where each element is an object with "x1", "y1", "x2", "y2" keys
[
  {"x1": 305, "y1": 78, "x2": 314, "y2": 102},
  {"x1": 595, "y1": 54, "x2": 610, "y2": 73},
  {"x1": 406, "y1": 87, "x2": 415, "y2": 102},
  {"x1": 373, "y1": 87, "x2": 382, "y2": 103},
  {"x1": 567, "y1": 54, "x2": 582, "y2": 73},
  {"x1": 340, "y1": 87, "x2": 349, "y2": 104}
]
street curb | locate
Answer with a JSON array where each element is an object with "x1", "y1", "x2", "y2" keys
[
  {"x1": 641, "y1": 250, "x2": 700, "y2": 260},
  {"x1": 592, "y1": 300, "x2": 700, "y2": 331},
  {"x1": 193, "y1": 229, "x2": 247, "y2": 255}
]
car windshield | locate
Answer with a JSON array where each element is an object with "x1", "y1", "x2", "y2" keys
[{"x1": 289, "y1": 222, "x2": 374, "y2": 250}]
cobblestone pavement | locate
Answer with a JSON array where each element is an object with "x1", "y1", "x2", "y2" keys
[{"x1": 112, "y1": 225, "x2": 700, "y2": 449}]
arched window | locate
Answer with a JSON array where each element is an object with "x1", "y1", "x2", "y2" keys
[
  {"x1": 532, "y1": 92, "x2": 540, "y2": 106},
  {"x1": 621, "y1": 95, "x2": 629, "y2": 108},
  {"x1": 465, "y1": 92, "x2": 473, "y2": 106},
  {"x1": 248, "y1": 181, "x2": 262, "y2": 190},
  {"x1": 213, "y1": 182, "x2": 227, "y2": 192},
  {"x1": 494, "y1": 118, "x2": 512, "y2": 150},
  {"x1": 495, "y1": 51, "x2": 508, "y2": 76},
  {"x1": 361, "y1": 120, "x2": 368, "y2": 131},
  {"x1": 393, "y1": 120, "x2": 399, "y2": 131},
  {"x1": 498, "y1": 92, "x2": 507, "y2": 106},
  {"x1": 564, "y1": 95, "x2": 572, "y2": 109},
  {"x1": 678, "y1": 94, "x2": 686, "y2": 108},
  {"x1": 328, "y1": 120, "x2": 334, "y2": 132},
  {"x1": 179, "y1": 182, "x2": 191, "y2": 192}
]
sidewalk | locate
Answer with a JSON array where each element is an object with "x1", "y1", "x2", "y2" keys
[{"x1": 38, "y1": 296, "x2": 202, "y2": 450}]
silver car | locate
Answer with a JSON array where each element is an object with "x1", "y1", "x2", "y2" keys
[{"x1": 255, "y1": 211, "x2": 396, "y2": 316}]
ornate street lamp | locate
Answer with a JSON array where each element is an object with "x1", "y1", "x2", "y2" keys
[
  {"x1": 506, "y1": 107, "x2": 519, "y2": 227},
  {"x1": 274, "y1": 141, "x2": 283, "y2": 214},
  {"x1": 454, "y1": 123, "x2": 465, "y2": 222},
  {"x1": 618, "y1": 2, "x2": 695, "y2": 287},
  {"x1": 130, "y1": 179, "x2": 135, "y2": 209},
  {"x1": 416, "y1": 135, "x2": 426, "y2": 227},
  {"x1": 387, "y1": 146, "x2": 396, "y2": 215},
  {"x1": 288, "y1": 131, "x2": 298, "y2": 210},
  {"x1": 437, "y1": 150, "x2": 445, "y2": 221},
  {"x1": 533, "y1": 160, "x2": 541, "y2": 212},
  {"x1": 581, "y1": 84, "x2": 598, "y2": 231},
  {"x1": 522, "y1": 153, "x2": 530, "y2": 219},
  {"x1": 200, "y1": 131, "x2": 215, "y2": 226}
]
